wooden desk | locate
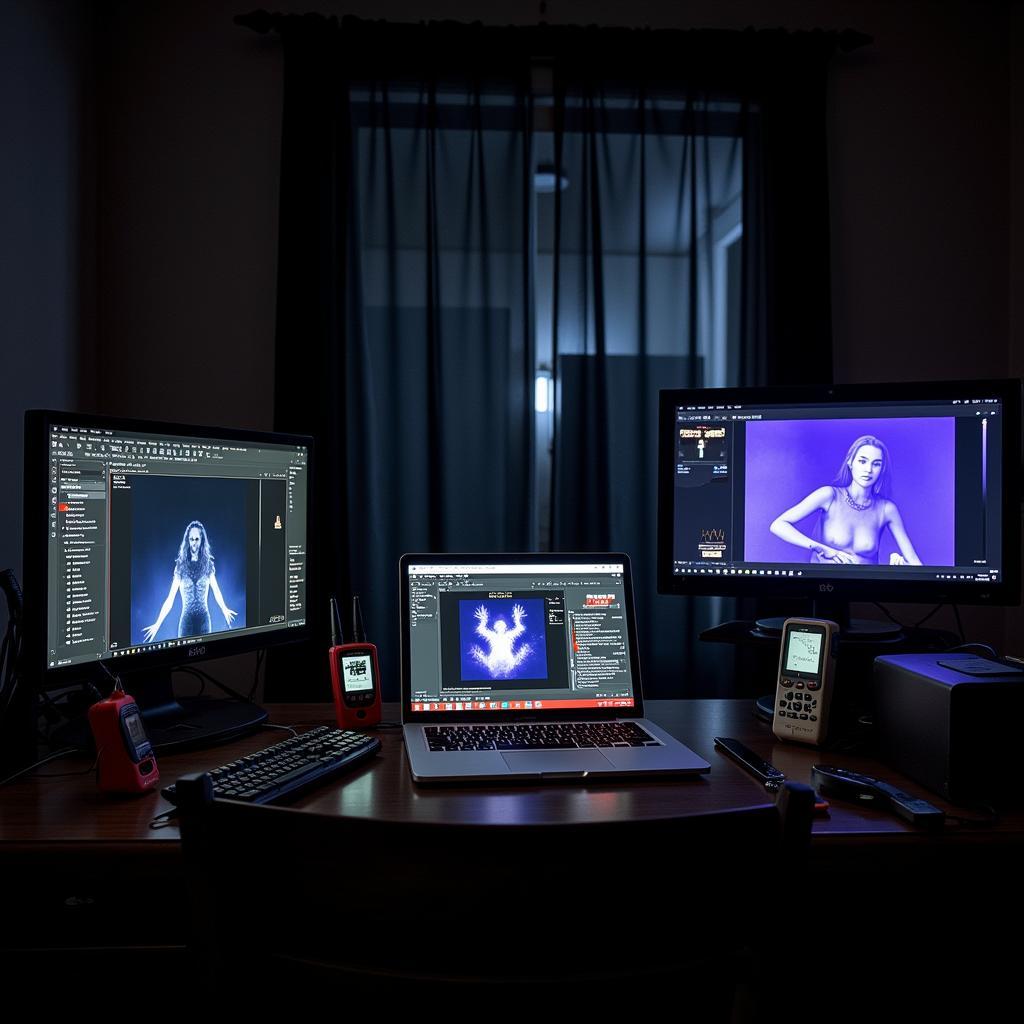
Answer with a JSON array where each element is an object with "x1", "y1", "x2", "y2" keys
[
  {"x1": 3, "y1": 699, "x2": 1023, "y2": 994},
  {"x1": 5, "y1": 700, "x2": 1023, "y2": 842}
]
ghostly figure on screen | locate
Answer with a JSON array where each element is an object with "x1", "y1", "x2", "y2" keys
[
  {"x1": 769, "y1": 435, "x2": 922, "y2": 566},
  {"x1": 470, "y1": 603, "x2": 532, "y2": 678},
  {"x1": 142, "y1": 520, "x2": 238, "y2": 642}
]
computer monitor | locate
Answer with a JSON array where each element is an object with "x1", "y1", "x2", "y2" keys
[
  {"x1": 23, "y1": 410, "x2": 313, "y2": 749},
  {"x1": 657, "y1": 380, "x2": 1021, "y2": 628}
]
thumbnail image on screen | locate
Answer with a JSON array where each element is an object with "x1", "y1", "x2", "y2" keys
[
  {"x1": 457, "y1": 597, "x2": 548, "y2": 682},
  {"x1": 128, "y1": 475, "x2": 250, "y2": 643},
  {"x1": 744, "y1": 416, "x2": 955, "y2": 567}
]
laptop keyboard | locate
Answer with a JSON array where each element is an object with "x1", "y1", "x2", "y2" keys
[{"x1": 424, "y1": 721, "x2": 661, "y2": 752}]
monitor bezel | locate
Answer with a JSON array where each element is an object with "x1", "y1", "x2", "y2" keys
[
  {"x1": 23, "y1": 409, "x2": 315, "y2": 688},
  {"x1": 656, "y1": 379, "x2": 1021, "y2": 606},
  {"x1": 399, "y1": 551, "x2": 647, "y2": 722}
]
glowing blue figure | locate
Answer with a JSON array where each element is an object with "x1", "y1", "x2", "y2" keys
[
  {"x1": 142, "y1": 520, "x2": 238, "y2": 642},
  {"x1": 470, "y1": 603, "x2": 532, "y2": 678}
]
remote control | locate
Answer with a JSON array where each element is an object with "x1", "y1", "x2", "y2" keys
[
  {"x1": 811, "y1": 765, "x2": 945, "y2": 828},
  {"x1": 714, "y1": 737, "x2": 786, "y2": 790}
]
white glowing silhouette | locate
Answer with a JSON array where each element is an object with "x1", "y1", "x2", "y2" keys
[{"x1": 470, "y1": 603, "x2": 533, "y2": 677}]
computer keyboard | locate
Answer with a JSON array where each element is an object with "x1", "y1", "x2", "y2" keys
[
  {"x1": 161, "y1": 726, "x2": 381, "y2": 805},
  {"x1": 424, "y1": 721, "x2": 662, "y2": 752}
]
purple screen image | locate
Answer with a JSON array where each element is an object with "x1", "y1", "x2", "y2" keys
[
  {"x1": 743, "y1": 417, "x2": 956, "y2": 566},
  {"x1": 459, "y1": 598, "x2": 548, "y2": 682}
]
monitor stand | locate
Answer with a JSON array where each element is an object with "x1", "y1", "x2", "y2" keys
[
  {"x1": 731, "y1": 599, "x2": 904, "y2": 723},
  {"x1": 50, "y1": 667, "x2": 268, "y2": 754},
  {"x1": 751, "y1": 597, "x2": 903, "y2": 641},
  {"x1": 130, "y1": 668, "x2": 268, "y2": 751}
]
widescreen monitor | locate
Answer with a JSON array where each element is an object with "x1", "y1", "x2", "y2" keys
[
  {"x1": 23, "y1": 411, "x2": 313, "y2": 748},
  {"x1": 657, "y1": 380, "x2": 1021, "y2": 620}
]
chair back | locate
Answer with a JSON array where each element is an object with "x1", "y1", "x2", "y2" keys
[{"x1": 177, "y1": 775, "x2": 813, "y2": 1005}]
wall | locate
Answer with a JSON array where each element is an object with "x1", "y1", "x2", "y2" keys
[
  {"x1": 6, "y1": 0, "x2": 1020, "y2": 674},
  {"x1": 91, "y1": 0, "x2": 1018, "y2": 413},
  {"x1": 1, "y1": 0, "x2": 95, "y2": 588}
]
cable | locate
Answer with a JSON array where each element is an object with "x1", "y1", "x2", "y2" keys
[
  {"x1": 911, "y1": 604, "x2": 944, "y2": 629},
  {"x1": 0, "y1": 747, "x2": 79, "y2": 788},
  {"x1": 261, "y1": 723, "x2": 298, "y2": 738},
  {"x1": 202, "y1": 673, "x2": 253, "y2": 705},
  {"x1": 944, "y1": 642, "x2": 1000, "y2": 659},
  {"x1": 171, "y1": 666, "x2": 208, "y2": 698},
  {"x1": 38, "y1": 752, "x2": 101, "y2": 778},
  {"x1": 871, "y1": 603, "x2": 905, "y2": 628},
  {"x1": 0, "y1": 569, "x2": 24, "y2": 721},
  {"x1": 97, "y1": 659, "x2": 123, "y2": 694},
  {"x1": 871, "y1": 601, "x2": 966, "y2": 637},
  {"x1": 952, "y1": 604, "x2": 965, "y2": 643},
  {"x1": 173, "y1": 665, "x2": 256, "y2": 706},
  {"x1": 248, "y1": 649, "x2": 265, "y2": 701},
  {"x1": 943, "y1": 805, "x2": 1000, "y2": 829}
]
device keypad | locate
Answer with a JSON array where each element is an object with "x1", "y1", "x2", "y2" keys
[{"x1": 778, "y1": 694, "x2": 818, "y2": 720}]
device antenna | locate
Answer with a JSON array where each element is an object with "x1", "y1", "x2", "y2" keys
[
  {"x1": 353, "y1": 596, "x2": 366, "y2": 643},
  {"x1": 330, "y1": 596, "x2": 344, "y2": 647}
]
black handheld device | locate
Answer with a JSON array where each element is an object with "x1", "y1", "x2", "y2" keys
[
  {"x1": 714, "y1": 737, "x2": 786, "y2": 789},
  {"x1": 811, "y1": 765, "x2": 945, "y2": 827}
]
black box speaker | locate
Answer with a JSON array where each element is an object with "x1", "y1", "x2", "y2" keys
[{"x1": 873, "y1": 653, "x2": 1024, "y2": 805}]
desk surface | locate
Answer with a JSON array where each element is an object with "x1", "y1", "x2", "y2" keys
[{"x1": 3, "y1": 700, "x2": 1022, "y2": 851}]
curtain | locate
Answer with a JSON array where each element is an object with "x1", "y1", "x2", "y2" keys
[
  {"x1": 265, "y1": 18, "x2": 537, "y2": 697},
  {"x1": 547, "y1": 84, "x2": 748, "y2": 695},
  {"x1": 245, "y1": 14, "x2": 861, "y2": 699}
]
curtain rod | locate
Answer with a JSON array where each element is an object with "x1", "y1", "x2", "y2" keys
[{"x1": 234, "y1": 11, "x2": 871, "y2": 54}]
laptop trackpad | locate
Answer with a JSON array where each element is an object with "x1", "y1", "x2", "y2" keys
[{"x1": 500, "y1": 749, "x2": 612, "y2": 776}]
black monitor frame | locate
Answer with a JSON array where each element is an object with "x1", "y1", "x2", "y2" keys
[
  {"x1": 657, "y1": 379, "x2": 1021, "y2": 609},
  {"x1": 23, "y1": 410, "x2": 315, "y2": 749}
]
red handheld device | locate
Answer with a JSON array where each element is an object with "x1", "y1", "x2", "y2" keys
[
  {"x1": 329, "y1": 596, "x2": 382, "y2": 729},
  {"x1": 87, "y1": 681, "x2": 160, "y2": 795}
]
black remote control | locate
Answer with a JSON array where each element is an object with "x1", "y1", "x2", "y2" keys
[
  {"x1": 714, "y1": 737, "x2": 786, "y2": 790},
  {"x1": 811, "y1": 765, "x2": 945, "y2": 828}
]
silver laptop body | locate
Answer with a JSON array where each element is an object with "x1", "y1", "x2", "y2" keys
[{"x1": 400, "y1": 553, "x2": 711, "y2": 783}]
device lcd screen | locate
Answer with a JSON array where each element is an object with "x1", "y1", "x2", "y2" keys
[
  {"x1": 785, "y1": 629, "x2": 823, "y2": 677},
  {"x1": 342, "y1": 653, "x2": 374, "y2": 693},
  {"x1": 123, "y1": 710, "x2": 147, "y2": 750}
]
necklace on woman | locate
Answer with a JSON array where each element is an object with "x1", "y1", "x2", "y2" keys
[{"x1": 843, "y1": 487, "x2": 872, "y2": 512}]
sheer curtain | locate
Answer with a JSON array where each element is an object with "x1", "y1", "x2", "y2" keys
[
  {"x1": 249, "y1": 14, "x2": 854, "y2": 698},
  {"x1": 542, "y1": 83, "x2": 747, "y2": 694},
  {"x1": 346, "y1": 79, "x2": 535, "y2": 693}
]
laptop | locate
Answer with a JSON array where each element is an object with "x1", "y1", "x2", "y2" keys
[{"x1": 400, "y1": 552, "x2": 711, "y2": 783}]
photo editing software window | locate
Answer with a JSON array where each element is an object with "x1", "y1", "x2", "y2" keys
[
  {"x1": 670, "y1": 395, "x2": 1005, "y2": 584},
  {"x1": 46, "y1": 424, "x2": 308, "y2": 668},
  {"x1": 407, "y1": 563, "x2": 636, "y2": 712}
]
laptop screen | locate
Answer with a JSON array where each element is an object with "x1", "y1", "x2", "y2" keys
[{"x1": 403, "y1": 558, "x2": 639, "y2": 714}]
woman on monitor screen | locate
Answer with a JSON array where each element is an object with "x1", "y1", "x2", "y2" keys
[
  {"x1": 769, "y1": 435, "x2": 922, "y2": 566},
  {"x1": 142, "y1": 520, "x2": 238, "y2": 642}
]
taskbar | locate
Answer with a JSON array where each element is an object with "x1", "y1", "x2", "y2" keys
[
  {"x1": 673, "y1": 562, "x2": 1000, "y2": 583},
  {"x1": 51, "y1": 619, "x2": 309, "y2": 668},
  {"x1": 411, "y1": 697, "x2": 635, "y2": 712}
]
